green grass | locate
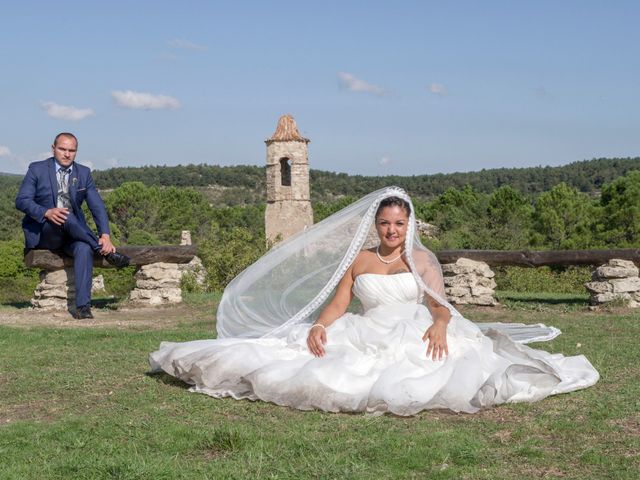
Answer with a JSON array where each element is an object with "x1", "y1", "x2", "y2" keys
[
  {"x1": 0, "y1": 296, "x2": 638, "y2": 479},
  {"x1": 496, "y1": 290, "x2": 590, "y2": 312}
]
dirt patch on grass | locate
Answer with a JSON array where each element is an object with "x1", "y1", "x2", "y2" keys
[
  {"x1": 0, "y1": 303, "x2": 215, "y2": 330},
  {"x1": 609, "y1": 415, "x2": 640, "y2": 437},
  {"x1": 0, "y1": 399, "x2": 61, "y2": 425}
]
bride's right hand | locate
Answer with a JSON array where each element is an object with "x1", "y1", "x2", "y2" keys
[{"x1": 307, "y1": 325, "x2": 327, "y2": 357}]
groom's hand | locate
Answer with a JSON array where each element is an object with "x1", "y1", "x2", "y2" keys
[
  {"x1": 98, "y1": 234, "x2": 116, "y2": 255},
  {"x1": 44, "y1": 207, "x2": 69, "y2": 226}
]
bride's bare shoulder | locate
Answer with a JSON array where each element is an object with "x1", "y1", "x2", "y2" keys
[
  {"x1": 357, "y1": 249, "x2": 377, "y2": 261},
  {"x1": 412, "y1": 248, "x2": 438, "y2": 262},
  {"x1": 351, "y1": 249, "x2": 376, "y2": 276}
]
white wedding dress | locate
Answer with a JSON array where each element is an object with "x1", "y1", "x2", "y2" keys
[{"x1": 150, "y1": 272, "x2": 599, "y2": 415}]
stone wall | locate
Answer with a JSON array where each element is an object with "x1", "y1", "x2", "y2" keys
[
  {"x1": 265, "y1": 142, "x2": 310, "y2": 202},
  {"x1": 128, "y1": 262, "x2": 183, "y2": 305},
  {"x1": 128, "y1": 256, "x2": 207, "y2": 306},
  {"x1": 265, "y1": 201, "x2": 314, "y2": 244},
  {"x1": 584, "y1": 259, "x2": 640, "y2": 308},
  {"x1": 31, "y1": 270, "x2": 105, "y2": 310},
  {"x1": 264, "y1": 139, "x2": 313, "y2": 243},
  {"x1": 442, "y1": 258, "x2": 498, "y2": 306}
]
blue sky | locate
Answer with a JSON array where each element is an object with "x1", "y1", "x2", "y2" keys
[{"x1": 1, "y1": 0, "x2": 638, "y2": 176}]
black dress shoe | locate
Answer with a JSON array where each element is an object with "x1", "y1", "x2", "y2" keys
[
  {"x1": 105, "y1": 251, "x2": 131, "y2": 268},
  {"x1": 73, "y1": 305, "x2": 94, "y2": 319}
]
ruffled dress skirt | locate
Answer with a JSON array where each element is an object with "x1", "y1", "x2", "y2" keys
[{"x1": 150, "y1": 274, "x2": 599, "y2": 415}]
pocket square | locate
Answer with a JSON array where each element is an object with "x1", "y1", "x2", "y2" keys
[{"x1": 77, "y1": 187, "x2": 87, "y2": 192}]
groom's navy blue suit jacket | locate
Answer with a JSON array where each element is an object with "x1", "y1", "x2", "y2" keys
[{"x1": 15, "y1": 157, "x2": 110, "y2": 249}]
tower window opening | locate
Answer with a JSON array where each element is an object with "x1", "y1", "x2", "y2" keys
[{"x1": 280, "y1": 157, "x2": 291, "y2": 186}]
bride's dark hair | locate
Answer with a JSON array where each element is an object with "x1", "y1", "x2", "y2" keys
[{"x1": 376, "y1": 196, "x2": 412, "y2": 218}]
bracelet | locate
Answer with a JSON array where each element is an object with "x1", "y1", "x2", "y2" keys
[{"x1": 310, "y1": 324, "x2": 326, "y2": 330}]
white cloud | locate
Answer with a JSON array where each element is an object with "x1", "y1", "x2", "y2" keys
[
  {"x1": 0, "y1": 145, "x2": 11, "y2": 157},
  {"x1": 338, "y1": 72, "x2": 385, "y2": 96},
  {"x1": 41, "y1": 101, "x2": 95, "y2": 121},
  {"x1": 111, "y1": 90, "x2": 181, "y2": 110},
  {"x1": 168, "y1": 38, "x2": 207, "y2": 51},
  {"x1": 427, "y1": 83, "x2": 448, "y2": 96},
  {"x1": 379, "y1": 156, "x2": 393, "y2": 166}
]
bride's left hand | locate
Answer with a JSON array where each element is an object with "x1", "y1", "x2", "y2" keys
[{"x1": 422, "y1": 320, "x2": 449, "y2": 361}]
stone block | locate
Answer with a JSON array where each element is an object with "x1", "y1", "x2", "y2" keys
[
  {"x1": 610, "y1": 277, "x2": 640, "y2": 293},
  {"x1": 45, "y1": 269, "x2": 74, "y2": 285},
  {"x1": 445, "y1": 286, "x2": 470, "y2": 297},
  {"x1": 130, "y1": 287, "x2": 182, "y2": 305},
  {"x1": 37, "y1": 282, "x2": 69, "y2": 292},
  {"x1": 471, "y1": 285, "x2": 496, "y2": 297},
  {"x1": 593, "y1": 292, "x2": 631, "y2": 303},
  {"x1": 180, "y1": 230, "x2": 192, "y2": 246},
  {"x1": 136, "y1": 263, "x2": 182, "y2": 280},
  {"x1": 442, "y1": 258, "x2": 495, "y2": 277},
  {"x1": 442, "y1": 259, "x2": 497, "y2": 306},
  {"x1": 92, "y1": 275, "x2": 105, "y2": 293},
  {"x1": 594, "y1": 259, "x2": 639, "y2": 280},
  {"x1": 129, "y1": 288, "x2": 154, "y2": 300},
  {"x1": 584, "y1": 281, "x2": 613, "y2": 294},
  {"x1": 31, "y1": 297, "x2": 68, "y2": 309},
  {"x1": 34, "y1": 284, "x2": 68, "y2": 299},
  {"x1": 609, "y1": 259, "x2": 638, "y2": 268},
  {"x1": 468, "y1": 295, "x2": 499, "y2": 306},
  {"x1": 135, "y1": 278, "x2": 181, "y2": 289},
  {"x1": 449, "y1": 295, "x2": 472, "y2": 305},
  {"x1": 444, "y1": 274, "x2": 477, "y2": 287}
]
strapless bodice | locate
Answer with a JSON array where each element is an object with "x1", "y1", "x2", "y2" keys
[{"x1": 352, "y1": 273, "x2": 420, "y2": 311}]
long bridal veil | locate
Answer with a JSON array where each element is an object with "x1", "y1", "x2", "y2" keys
[{"x1": 216, "y1": 186, "x2": 559, "y2": 343}]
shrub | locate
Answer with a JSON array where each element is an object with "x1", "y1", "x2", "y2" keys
[
  {"x1": 198, "y1": 223, "x2": 267, "y2": 292},
  {"x1": 494, "y1": 265, "x2": 592, "y2": 294},
  {"x1": 96, "y1": 266, "x2": 137, "y2": 298},
  {"x1": 0, "y1": 240, "x2": 40, "y2": 304},
  {"x1": 181, "y1": 271, "x2": 204, "y2": 294}
]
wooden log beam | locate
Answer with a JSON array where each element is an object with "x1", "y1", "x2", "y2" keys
[
  {"x1": 26, "y1": 246, "x2": 639, "y2": 270},
  {"x1": 435, "y1": 249, "x2": 640, "y2": 267},
  {"x1": 24, "y1": 245, "x2": 197, "y2": 270}
]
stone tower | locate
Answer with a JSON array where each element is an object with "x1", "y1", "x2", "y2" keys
[{"x1": 265, "y1": 114, "x2": 313, "y2": 244}]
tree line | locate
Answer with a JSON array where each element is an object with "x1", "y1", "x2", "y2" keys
[{"x1": 90, "y1": 157, "x2": 640, "y2": 204}]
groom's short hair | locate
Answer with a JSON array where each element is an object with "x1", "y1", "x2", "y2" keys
[{"x1": 53, "y1": 132, "x2": 78, "y2": 147}]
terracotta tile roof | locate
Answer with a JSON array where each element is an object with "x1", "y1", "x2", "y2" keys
[{"x1": 266, "y1": 114, "x2": 310, "y2": 144}]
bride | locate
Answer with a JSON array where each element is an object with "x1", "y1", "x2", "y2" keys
[{"x1": 150, "y1": 187, "x2": 599, "y2": 415}]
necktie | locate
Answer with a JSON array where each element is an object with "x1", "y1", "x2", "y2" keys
[{"x1": 57, "y1": 168, "x2": 72, "y2": 209}]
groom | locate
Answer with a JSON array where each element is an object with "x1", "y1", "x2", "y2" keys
[{"x1": 15, "y1": 132, "x2": 130, "y2": 319}]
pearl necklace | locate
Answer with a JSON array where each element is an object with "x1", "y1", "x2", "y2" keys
[{"x1": 376, "y1": 245, "x2": 404, "y2": 264}]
